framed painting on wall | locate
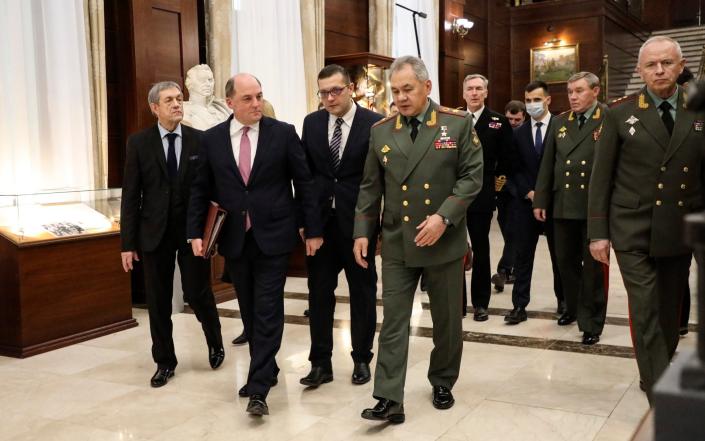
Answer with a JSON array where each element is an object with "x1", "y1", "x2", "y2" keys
[{"x1": 530, "y1": 44, "x2": 580, "y2": 84}]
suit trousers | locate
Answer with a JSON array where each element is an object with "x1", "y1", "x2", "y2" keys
[
  {"x1": 510, "y1": 198, "x2": 563, "y2": 308},
  {"x1": 306, "y1": 214, "x2": 378, "y2": 369},
  {"x1": 614, "y1": 251, "x2": 690, "y2": 398},
  {"x1": 495, "y1": 191, "x2": 516, "y2": 275},
  {"x1": 141, "y1": 221, "x2": 223, "y2": 370},
  {"x1": 373, "y1": 256, "x2": 464, "y2": 403},
  {"x1": 553, "y1": 219, "x2": 607, "y2": 335},
  {"x1": 466, "y1": 211, "x2": 493, "y2": 309},
  {"x1": 226, "y1": 231, "x2": 288, "y2": 398}
]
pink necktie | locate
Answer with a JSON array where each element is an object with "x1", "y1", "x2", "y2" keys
[{"x1": 239, "y1": 127, "x2": 252, "y2": 230}]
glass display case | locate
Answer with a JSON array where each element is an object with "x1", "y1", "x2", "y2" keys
[
  {"x1": 0, "y1": 188, "x2": 121, "y2": 244},
  {"x1": 325, "y1": 52, "x2": 395, "y2": 115}
]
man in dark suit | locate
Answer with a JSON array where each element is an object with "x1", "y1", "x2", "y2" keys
[
  {"x1": 120, "y1": 81, "x2": 224, "y2": 388},
  {"x1": 462, "y1": 74, "x2": 515, "y2": 321},
  {"x1": 188, "y1": 73, "x2": 323, "y2": 416},
  {"x1": 588, "y1": 36, "x2": 705, "y2": 399},
  {"x1": 534, "y1": 72, "x2": 608, "y2": 345},
  {"x1": 505, "y1": 80, "x2": 564, "y2": 324},
  {"x1": 298, "y1": 64, "x2": 383, "y2": 388}
]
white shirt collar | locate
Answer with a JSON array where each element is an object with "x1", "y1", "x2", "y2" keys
[
  {"x1": 531, "y1": 111, "x2": 552, "y2": 127},
  {"x1": 467, "y1": 106, "x2": 485, "y2": 121},
  {"x1": 329, "y1": 101, "x2": 357, "y2": 126},
  {"x1": 230, "y1": 117, "x2": 260, "y2": 136},
  {"x1": 158, "y1": 122, "x2": 182, "y2": 138}
]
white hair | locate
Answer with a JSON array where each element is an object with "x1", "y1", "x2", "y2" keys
[{"x1": 638, "y1": 36, "x2": 683, "y2": 64}]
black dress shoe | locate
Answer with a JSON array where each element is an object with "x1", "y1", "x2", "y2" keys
[
  {"x1": 639, "y1": 379, "x2": 646, "y2": 392},
  {"x1": 582, "y1": 332, "x2": 600, "y2": 345},
  {"x1": 352, "y1": 362, "x2": 371, "y2": 384},
  {"x1": 300, "y1": 366, "x2": 333, "y2": 387},
  {"x1": 491, "y1": 272, "x2": 505, "y2": 292},
  {"x1": 361, "y1": 399, "x2": 405, "y2": 423},
  {"x1": 680, "y1": 326, "x2": 689, "y2": 336},
  {"x1": 209, "y1": 347, "x2": 225, "y2": 369},
  {"x1": 432, "y1": 385, "x2": 455, "y2": 409},
  {"x1": 504, "y1": 273, "x2": 516, "y2": 284},
  {"x1": 556, "y1": 300, "x2": 567, "y2": 315},
  {"x1": 557, "y1": 313, "x2": 576, "y2": 326},
  {"x1": 238, "y1": 377, "x2": 278, "y2": 397},
  {"x1": 246, "y1": 394, "x2": 269, "y2": 416},
  {"x1": 473, "y1": 306, "x2": 489, "y2": 322},
  {"x1": 231, "y1": 332, "x2": 248, "y2": 345},
  {"x1": 303, "y1": 309, "x2": 310, "y2": 317},
  {"x1": 150, "y1": 368, "x2": 175, "y2": 388},
  {"x1": 505, "y1": 307, "x2": 527, "y2": 325}
]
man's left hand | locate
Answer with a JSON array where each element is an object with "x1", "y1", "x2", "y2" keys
[
  {"x1": 306, "y1": 237, "x2": 324, "y2": 256},
  {"x1": 414, "y1": 214, "x2": 447, "y2": 247}
]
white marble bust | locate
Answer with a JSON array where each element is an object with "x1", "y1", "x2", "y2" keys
[{"x1": 182, "y1": 64, "x2": 231, "y2": 130}]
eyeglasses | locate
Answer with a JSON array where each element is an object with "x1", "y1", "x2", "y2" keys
[{"x1": 317, "y1": 85, "x2": 350, "y2": 98}]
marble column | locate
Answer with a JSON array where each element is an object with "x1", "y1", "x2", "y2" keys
[
  {"x1": 369, "y1": 0, "x2": 394, "y2": 57},
  {"x1": 300, "y1": 0, "x2": 325, "y2": 113},
  {"x1": 206, "y1": 0, "x2": 232, "y2": 99}
]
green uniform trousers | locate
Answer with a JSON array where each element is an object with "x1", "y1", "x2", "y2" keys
[
  {"x1": 373, "y1": 256, "x2": 464, "y2": 403},
  {"x1": 614, "y1": 251, "x2": 690, "y2": 399},
  {"x1": 553, "y1": 219, "x2": 607, "y2": 335}
]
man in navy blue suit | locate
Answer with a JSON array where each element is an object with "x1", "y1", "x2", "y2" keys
[
  {"x1": 298, "y1": 64, "x2": 383, "y2": 388},
  {"x1": 188, "y1": 73, "x2": 323, "y2": 416},
  {"x1": 505, "y1": 81, "x2": 564, "y2": 324}
]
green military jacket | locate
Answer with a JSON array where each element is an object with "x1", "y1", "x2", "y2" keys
[
  {"x1": 353, "y1": 99, "x2": 484, "y2": 267},
  {"x1": 534, "y1": 102, "x2": 608, "y2": 219},
  {"x1": 588, "y1": 86, "x2": 705, "y2": 257}
]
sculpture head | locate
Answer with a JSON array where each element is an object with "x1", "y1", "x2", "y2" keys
[{"x1": 185, "y1": 64, "x2": 216, "y2": 99}]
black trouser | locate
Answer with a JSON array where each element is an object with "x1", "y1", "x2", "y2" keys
[
  {"x1": 306, "y1": 215, "x2": 377, "y2": 370},
  {"x1": 226, "y1": 231, "x2": 288, "y2": 398},
  {"x1": 142, "y1": 222, "x2": 223, "y2": 370},
  {"x1": 496, "y1": 191, "x2": 516, "y2": 275},
  {"x1": 553, "y1": 219, "x2": 607, "y2": 335},
  {"x1": 510, "y1": 198, "x2": 563, "y2": 308},
  {"x1": 614, "y1": 252, "x2": 690, "y2": 397},
  {"x1": 466, "y1": 211, "x2": 493, "y2": 309}
]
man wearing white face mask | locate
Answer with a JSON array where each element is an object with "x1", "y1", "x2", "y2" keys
[{"x1": 503, "y1": 81, "x2": 564, "y2": 324}]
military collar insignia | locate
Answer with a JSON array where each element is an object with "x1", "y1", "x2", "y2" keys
[
  {"x1": 625, "y1": 115, "x2": 639, "y2": 125},
  {"x1": 394, "y1": 115, "x2": 403, "y2": 131},
  {"x1": 558, "y1": 126, "x2": 568, "y2": 139},
  {"x1": 683, "y1": 92, "x2": 688, "y2": 109},
  {"x1": 426, "y1": 110, "x2": 437, "y2": 127},
  {"x1": 381, "y1": 145, "x2": 391, "y2": 153},
  {"x1": 593, "y1": 107, "x2": 601, "y2": 119},
  {"x1": 638, "y1": 94, "x2": 649, "y2": 109},
  {"x1": 568, "y1": 112, "x2": 575, "y2": 121}
]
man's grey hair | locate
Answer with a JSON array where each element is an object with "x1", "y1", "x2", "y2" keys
[
  {"x1": 148, "y1": 81, "x2": 181, "y2": 105},
  {"x1": 463, "y1": 74, "x2": 488, "y2": 88},
  {"x1": 389, "y1": 55, "x2": 430, "y2": 82},
  {"x1": 225, "y1": 74, "x2": 263, "y2": 98},
  {"x1": 638, "y1": 36, "x2": 683, "y2": 64},
  {"x1": 567, "y1": 71, "x2": 600, "y2": 89}
]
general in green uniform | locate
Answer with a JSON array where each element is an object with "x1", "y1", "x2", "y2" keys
[
  {"x1": 353, "y1": 56, "x2": 483, "y2": 423},
  {"x1": 587, "y1": 37, "x2": 705, "y2": 400},
  {"x1": 534, "y1": 71, "x2": 608, "y2": 345}
]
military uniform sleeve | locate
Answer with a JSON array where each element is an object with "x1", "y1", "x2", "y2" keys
[
  {"x1": 533, "y1": 124, "x2": 557, "y2": 210},
  {"x1": 588, "y1": 107, "x2": 619, "y2": 240},
  {"x1": 436, "y1": 115, "x2": 484, "y2": 226},
  {"x1": 353, "y1": 130, "x2": 384, "y2": 239}
]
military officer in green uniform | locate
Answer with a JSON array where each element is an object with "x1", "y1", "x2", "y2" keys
[
  {"x1": 352, "y1": 55, "x2": 483, "y2": 423},
  {"x1": 534, "y1": 71, "x2": 608, "y2": 345},
  {"x1": 588, "y1": 36, "x2": 705, "y2": 401}
]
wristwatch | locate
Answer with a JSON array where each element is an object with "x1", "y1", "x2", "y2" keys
[{"x1": 440, "y1": 215, "x2": 451, "y2": 226}]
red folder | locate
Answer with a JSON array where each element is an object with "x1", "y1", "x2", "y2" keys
[{"x1": 202, "y1": 202, "x2": 227, "y2": 258}]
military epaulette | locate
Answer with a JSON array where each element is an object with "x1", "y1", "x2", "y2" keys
[
  {"x1": 437, "y1": 106, "x2": 468, "y2": 117},
  {"x1": 558, "y1": 109, "x2": 573, "y2": 120},
  {"x1": 608, "y1": 93, "x2": 638, "y2": 109},
  {"x1": 372, "y1": 114, "x2": 397, "y2": 128}
]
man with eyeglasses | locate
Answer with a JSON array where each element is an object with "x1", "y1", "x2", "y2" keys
[{"x1": 298, "y1": 64, "x2": 383, "y2": 388}]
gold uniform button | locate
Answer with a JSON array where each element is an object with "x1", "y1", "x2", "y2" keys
[
  {"x1": 403, "y1": 200, "x2": 409, "y2": 206},
  {"x1": 678, "y1": 201, "x2": 684, "y2": 206},
  {"x1": 565, "y1": 172, "x2": 570, "y2": 177},
  {"x1": 403, "y1": 215, "x2": 410, "y2": 222},
  {"x1": 657, "y1": 183, "x2": 664, "y2": 189},
  {"x1": 424, "y1": 183, "x2": 430, "y2": 189},
  {"x1": 581, "y1": 160, "x2": 586, "y2": 165},
  {"x1": 580, "y1": 172, "x2": 585, "y2": 177},
  {"x1": 565, "y1": 184, "x2": 570, "y2": 189},
  {"x1": 566, "y1": 160, "x2": 571, "y2": 165},
  {"x1": 402, "y1": 185, "x2": 408, "y2": 191},
  {"x1": 580, "y1": 184, "x2": 585, "y2": 189},
  {"x1": 661, "y1": 166, "x2": 667, "y2": 172},
  {"x1": 681, "y1": 184, "x2": 687, "y2": 189},
  {"x1": 656, "y1": 200, "x2": 662, "y2": 206},
  {"x1": 425, "y1": 199, "x2": 431, "y2": 205},
  {"x1": 684, "y1": 167, "x2": 689, "y2": 173}
]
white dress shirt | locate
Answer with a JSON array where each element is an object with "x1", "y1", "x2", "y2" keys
[
  {"x1": 327, "y1": 101, "x2": 357, "y2": 159},
  {"x1": 230, "y1": 118, "x2": 260, "y2": 168},
  {"x1": 157, "y1": 122, "x2": 182, "y2": 168},
  {"x1": 467, "y1": 106, "x2": 485, "y2": 126},
  {"x1": 530, "y1": 111, "x2": 552, "y2": 144}
]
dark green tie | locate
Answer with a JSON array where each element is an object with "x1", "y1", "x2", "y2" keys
[
  {"x1": 410, "y1": 118, "x2": 421, "y2": 142},
  {"x1": 659, "y1": 101, "x2": 674, "y2": 136},
  {"x1": 578, "y1": 114, "x2": 587, "y2": 130}
]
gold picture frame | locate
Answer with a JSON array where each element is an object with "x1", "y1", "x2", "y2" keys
[{"x1": 530, "y1": 44, "x2": 580, "y2": 84}]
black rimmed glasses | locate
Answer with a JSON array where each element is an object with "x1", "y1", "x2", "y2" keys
[{"x1": 317, "y1": 84, "x2": 351, "y2": 98}]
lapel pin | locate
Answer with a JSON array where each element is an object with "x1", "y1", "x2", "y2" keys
[{"x1": 381, "y1": 145, "x2": 391, "y2": 153}]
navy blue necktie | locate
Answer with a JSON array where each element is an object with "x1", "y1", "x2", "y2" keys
[
  {"x1": 534, "y1": 122, "x2": 543, "y2": 155},
  {"x1": 166, "y1": 133, "x2": 178, "y2": 178}
]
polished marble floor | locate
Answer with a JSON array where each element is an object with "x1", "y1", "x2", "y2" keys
[{"x1": 0, "y1": 222, "x2": 699, "y2": 440}]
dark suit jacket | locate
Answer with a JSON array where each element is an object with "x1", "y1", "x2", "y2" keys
[
  {"x1": 187, "y1": 115, "x2": 322, "y2": 258},
  {"x1": 511, "y1": 115, "x2": 555, "y2": 200},
  {"x1": 300, "y1": 105, "x2": 384, "y2": 239},
  {"x1": 120, "y1": 124, "x2": 203, "y2": 253},
  {"x1": 468, "y1": 107, "x2": 516, "y2": 213}
]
